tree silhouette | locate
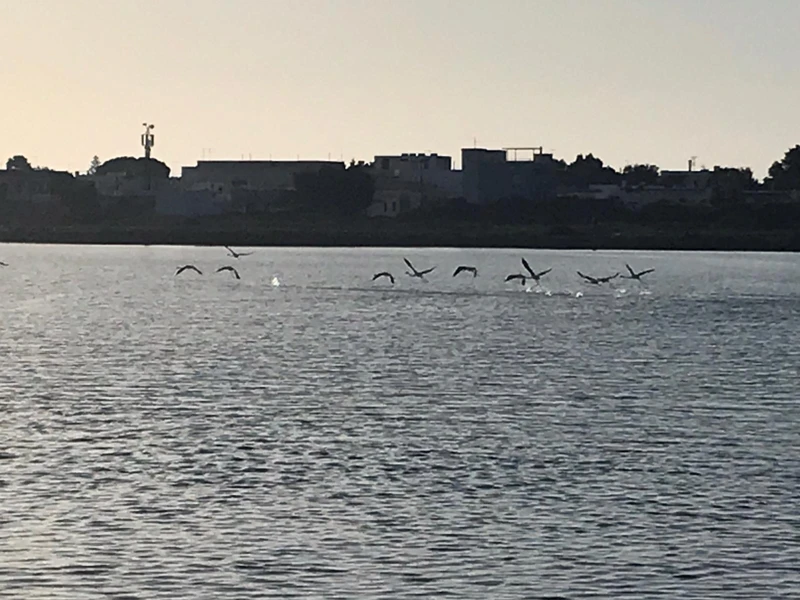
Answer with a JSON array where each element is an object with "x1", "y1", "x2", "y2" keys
[
  {"x1": 88, "y1": 155, "x2": 101, "y2": 175},
  {"x1": 765, "y1": 145, "x2": 800, "y2": 190},
  {"x1": 6, "y1": 155, "x2": 32, "y2": 171},
  {"x1": 709, "y1": 166, "x2": 758, "y2": 203},
  {"x1": 622, "y1": 164, "x2": 659, "y2": 187},
  {"x1": 566, "y1": 153, "x2": 619, "y2": 186},
  {"x1": 94, "y1": 156, "x2": 170, "y2": 179}
]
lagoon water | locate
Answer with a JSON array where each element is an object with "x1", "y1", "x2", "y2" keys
[{"x1": 1, "y1": 244, "x2": 798, "y2": 598}]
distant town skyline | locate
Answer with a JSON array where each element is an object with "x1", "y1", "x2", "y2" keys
[{"x1": 2, "y1": 0, "x2": 798, "y2": 178}]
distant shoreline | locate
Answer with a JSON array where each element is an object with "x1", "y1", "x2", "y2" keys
[{"x1": 1, "y1": 223, "x2": 798, "y2": 252}]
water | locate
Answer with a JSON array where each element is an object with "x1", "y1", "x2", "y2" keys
[{"x1": 1, "y1": 244, "x2": 798, "y2": 599}]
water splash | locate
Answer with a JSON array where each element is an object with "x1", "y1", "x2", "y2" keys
[{"x1": 271, "y1": 276, "x2": 281, "y2": 287}]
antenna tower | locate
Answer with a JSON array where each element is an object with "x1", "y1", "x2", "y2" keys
[{"x1": 141, "y1": 123, "x2": 155, "y2": 159}]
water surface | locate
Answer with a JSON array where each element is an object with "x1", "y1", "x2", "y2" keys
[{"x1": 1, "y1": 244, "x2": 798, "y2": 598}]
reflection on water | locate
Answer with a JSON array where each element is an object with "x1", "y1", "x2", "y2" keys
[{"x1": 1, "y1": 244, "x2": 799, "y2": 598}]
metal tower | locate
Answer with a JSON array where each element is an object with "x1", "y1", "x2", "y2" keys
[{"x1": 141, "y1": 123, "x2": 155, "y2": 159}]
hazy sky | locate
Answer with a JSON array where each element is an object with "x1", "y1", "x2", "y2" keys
[{"x1": 1, "y1": 0, "x2": 798, "y2": 177}]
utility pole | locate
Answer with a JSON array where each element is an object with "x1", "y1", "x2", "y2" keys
[{"x1": 141, "y1": 123, "x2": 155, "y2": 159}]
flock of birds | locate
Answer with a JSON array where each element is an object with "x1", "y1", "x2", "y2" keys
[
  {"x1": 173, "y1": 248, "x2": 654, "y2": 290},
  {"x1": 372, "y1": 257, "x2": 654, "y2": 287},
  {"x1": 4, "y1": 246, "x2": 655, "y2": 293},
  {"x1": 175, "y1": 245, "x2": 252, "y2": 280}
]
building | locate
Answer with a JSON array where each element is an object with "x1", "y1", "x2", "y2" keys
[
  {"x1": 616, "y1": 165, "x2": 714, "y2": 209},
  {"x1": 367, "y1": 153, "x2": 462, "y2": 217},
  {"x1": 181, "y1": 160, "x2": 343, "y2": 194},
  {"x1": 461, "y1": 147, "x2": 559, "y2": 205},
  {"x1": 659, "y1": 169, "x2": 712, "y2": 190},
  {"x1": 154, "y1": 180, "x2": 229, "y2": 217},
  {"x1": 180, "y1": 159, "x2": 344, "y2": 213},
  {"x1": 0, "y1": 168, "x2": 74, "y2": 219}
]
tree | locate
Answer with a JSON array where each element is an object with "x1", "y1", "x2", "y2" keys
[
  {"x1": 6, "y1": 155, "x2": 32, "y2": 171},
  {"x1": 88, "y1": 155, "x2": 101, "y2": 175},
  {"x1": 709, "y1": 166, "x2": 758, "y2": 203},
  {"x1": 765, "y1": 145, "x2": 800, "y2": 190},
  {"x1": 622, "y1": 164, "x2": 659, "y2": 187},
  {"x1": 566, "y1": 153, "x2": 620, "y2": 186},
  {"x1": 94, "y1": 156, "x2": 170, "y2": 179}
]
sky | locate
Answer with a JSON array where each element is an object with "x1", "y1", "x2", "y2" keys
[{"x1": 1, "y1": 0, "x2": 798, "y2": 178}]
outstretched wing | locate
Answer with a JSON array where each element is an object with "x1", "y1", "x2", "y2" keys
[
  {"x1": 536, "y1": 268, "x2": 552, "y2": 278},
  {"x1": 521, "y1": 257, "x2": 535, "y2": 278},
  {"x1": 639, "y1": 268, "x2": 654, "y2": 276},
  {"x1": 418, "y1": 266, "x2": 436, "y2": 276},
  {"x1": 232, "y1": 268, "x2": 241, "y2": 279},
  {"x1": 453, "y1": 266, "x2": 465, "y2": 277},
  {"x1": 403, "y1": 258, "x2": 416, "y2": 273},
  {"x1": 626, "y1": 263, "x2": 636, "y2": 277},
  {"x1": 190, "y1": 266, "x2": 202, "y2": 275},
  {"x1": 577, "y1": 271, "x2": 593, "y2": 282}
]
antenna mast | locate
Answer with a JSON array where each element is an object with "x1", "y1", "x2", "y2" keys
[{"x1": 141, "y1": 123, "x2": 155, "y2": 159}]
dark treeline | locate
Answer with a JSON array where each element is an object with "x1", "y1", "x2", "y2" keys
[{"x1": 2, "y1": 146, "x2": 800, "y2": 250}]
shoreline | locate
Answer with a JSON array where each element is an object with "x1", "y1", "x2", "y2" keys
[{"x1": 1, "y1": 224, "x2": 798, "y2": 252}]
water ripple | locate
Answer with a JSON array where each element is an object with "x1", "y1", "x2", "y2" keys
[{"x1": 0, "y1": 245, "x2": 799, "y2": 598}]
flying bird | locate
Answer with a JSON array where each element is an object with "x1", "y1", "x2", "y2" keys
[
  {"x1": 175, "y1": 265, "x2": 202, "y2": 276},
  {"x1": 521, "y1": 258, "x2": 552, "y2": 283},
  {"x1": 623, "y1": 263, "x2": 654, "y2": 281},
  {"x1": 224, "y1": 245, "x2": 252, "y2": 259},
  {"x1": 577, "y1": 271, "x2": 619, "y2": 285},
  {"x1": 404, "y1": 258, "x2": 435, "y2": 279},
  {"x1": 372, "y1": 271, "x2": 395, "y2": 284},
  {"x1": 452, "y1": 265, "x2": 478, "y2": 277},
  {"x1": 505, "y1": 273, "x2": 528, "y2": 285},
  {"x1": 216, "y1": 266, "x2": 241, "y2": 279}
]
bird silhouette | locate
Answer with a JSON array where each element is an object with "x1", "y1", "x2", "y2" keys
[
  {"x1": 577, "y1": 271, "x2": 619, "y2": 285},
  {"x1": 505, "y1": 273, "x2": 528, "y2": 285},
  {"x1": 404, "y1": 258, "x2": 436, "y2": 279},
  {"x1": 453, "y1": 265, "x2": 478, "y2": 277},
  {"x1": 623, "y1": 263, "x2": 654, "y2": 281},
  {"x1": 224, "y1": 246, "x2": 252, "y2": 259},
  {"x1": 521, "y1": 258, "x2": 551, "y2": 283},
  {"x1": 372, "y1": 271, "x2": 395, "y2": 284},
  {"x1": 175, "y1": 265, "x2": 202, "y2": 276},
  {"x1": 216, "y1": 265, "x2": 241, "y2": 279}
]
